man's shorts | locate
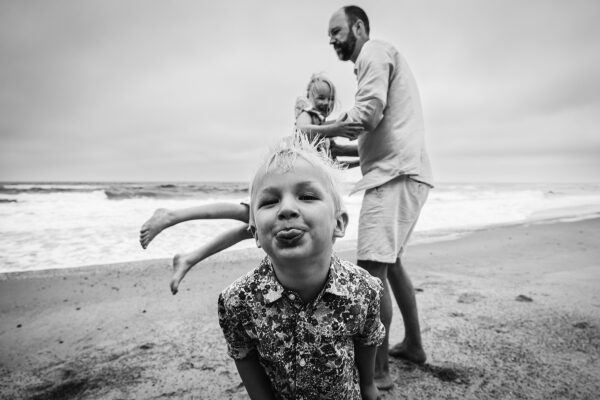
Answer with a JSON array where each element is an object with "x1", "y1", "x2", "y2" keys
[{"x1": 357, "y1": 175, "x2": 429, "y2": 264}]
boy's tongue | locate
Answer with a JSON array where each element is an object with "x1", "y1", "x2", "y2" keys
[{"x1": 276, "y1": 228, "x2": 303, "y2": 244}]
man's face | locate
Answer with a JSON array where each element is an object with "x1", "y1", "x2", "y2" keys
[
  {"x1": 328, "y1": 10, "x2": 357, "y2": 61},
  {"x1": 251, "y1": 158, "x2": 344, "y2": 265}
]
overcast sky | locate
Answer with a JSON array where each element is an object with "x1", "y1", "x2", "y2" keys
[{"x1": 1, "y1": 0, "x2": 599, "y2": 183}]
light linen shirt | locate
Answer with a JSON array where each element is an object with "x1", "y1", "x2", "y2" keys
[
  {"x1": 218, "y1": 255, "x2": 385, "y2": 400},
  {"x1": 346, "y1": 39, "x2": 433, "y2": 193}
]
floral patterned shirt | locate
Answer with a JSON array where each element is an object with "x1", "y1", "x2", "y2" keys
[{"x1": 218, "y1": 254, "x2": 385, "y2": 400}]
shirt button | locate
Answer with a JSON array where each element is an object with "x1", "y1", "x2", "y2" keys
[
  {"x1": 288, "y1": 293, "x2": 296, "y2": 301},
  {"x1": 299, "y1": 359, "x2": 306, "y2": 367}
]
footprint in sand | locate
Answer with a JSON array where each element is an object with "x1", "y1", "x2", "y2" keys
[
  {"x1": 457, "y1": 292, "x2": 485, "y2": 304},
  {"x1": 27, "y1": 368, "x2": 87, "y2": 400},
  {"x1": 573, "y1": 321, "x2": 592, "y2": 329},
  {"x1": 515, "y1": 294, "x2": 533, "y2": 302},
  {"x1": 422, "y1": 364, "x2": 471, "y2": 385},
  {"x1": 29, "y1": 379, "x2": 88, "y2": 400},
  {"x1": 396, "y1": 361, "x2": 472, "y2": 385}
]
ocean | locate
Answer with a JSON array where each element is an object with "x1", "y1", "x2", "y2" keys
[{"x1": 1, "y1": 181, "x2": 599, "y2": 274}]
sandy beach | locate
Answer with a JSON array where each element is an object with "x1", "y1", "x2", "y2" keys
[{"x1": 1, "y1": 218, "x2": 599, "y2": 399}]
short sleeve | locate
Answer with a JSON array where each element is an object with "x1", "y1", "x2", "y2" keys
[
  {"x1": 218, "y1": 292, "x2": 255, "y2": 360},
  {"x1": 294, "y1": 96, "x2": 312, "y2": 118},
  {"x1": 354, "y1": 277, "x2": 386, "y2": 346}
]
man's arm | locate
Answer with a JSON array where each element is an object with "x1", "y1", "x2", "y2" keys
[
  {"x1": 354, "y1": 343, "x2": 380, "y2": 400},
  {"x1": 346, "y1": 44, "x2": 391, "y2": 132},
  {"x1": 296, "y1": 111, "x2": 364, "y2": 139},
  {"x1": 234, "y1": 352, "x2": 277, "y2": 400}
]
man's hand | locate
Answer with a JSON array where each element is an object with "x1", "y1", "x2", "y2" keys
[{"x1": 328, "y1": 119, "x2": 364, "y2": 140}]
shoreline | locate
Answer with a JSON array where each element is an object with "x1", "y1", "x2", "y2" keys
[
  {"x1": 3, "y1": 208, "x2": 599, "y2": 279},
  {"x1": 1, "y1": 218, "x2": 599, "y2": 399}
]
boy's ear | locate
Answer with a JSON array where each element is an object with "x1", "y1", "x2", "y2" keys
[
  {"x1": 248, "y1": 225, "x2": 261, "y2": 248},
  {"x1": 333, "y1": 210, "x2": 349, "y2": 239}
]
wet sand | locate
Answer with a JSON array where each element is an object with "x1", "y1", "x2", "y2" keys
[{"x1": 1, "y1": 218, "x2": 599, "y2": 399}]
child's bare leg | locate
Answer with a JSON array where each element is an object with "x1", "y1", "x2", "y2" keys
[
  {"x1": 140, "y1": 208, "x2": 174, "y2": 249},
  {"x1": 170, "y1": 224, "x2": 253, "y2": 295},
  {"x1": 139, "y1": 202, "x2": 249, "y2": 249}
]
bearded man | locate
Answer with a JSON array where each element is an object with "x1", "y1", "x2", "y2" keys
[{"x1": 326, "y1": 5, "x2": 434, "y2": 390}]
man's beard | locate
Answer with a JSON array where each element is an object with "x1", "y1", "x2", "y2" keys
[{"x1": 336, "y1": 30, "x2": 357, "y2": 61}]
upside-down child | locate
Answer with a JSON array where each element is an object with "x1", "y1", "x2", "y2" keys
[
  {"x1": 218, "y1": 134, "x2": 384, "y2": 400},
  {"x1": 139, "y1": 74, "x2": 362, "y2": 294}
]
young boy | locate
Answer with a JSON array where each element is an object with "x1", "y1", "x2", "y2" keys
[{"x1": 218, "y1": 135, "x2": 385, "y2": 400}]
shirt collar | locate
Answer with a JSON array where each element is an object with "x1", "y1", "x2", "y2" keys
[
  {"x1": 323, "y1": 254, "x2": 352, "y2": 297},
  {"x1": 257, "y1": 257, "x2": 285, "y2": 304},
  {"x1": 353, "y1": 39, "x2": 371, "y2": 75},
  {"x1": 259, "y1": 254, "x2": 351, "y2": 304}
]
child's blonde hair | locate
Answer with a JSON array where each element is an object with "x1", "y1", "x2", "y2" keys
[{"x1": 248, "y1": 131, "x2": 345, "y2": 226}]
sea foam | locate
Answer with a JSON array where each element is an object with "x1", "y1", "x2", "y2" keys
[{"x1": 1, "y1": 182, "x2": 599, "y2": 273}]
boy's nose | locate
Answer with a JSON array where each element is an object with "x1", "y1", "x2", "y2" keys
[{"x1": 277, "y1": 196, "x2": 299, "y2": 220}]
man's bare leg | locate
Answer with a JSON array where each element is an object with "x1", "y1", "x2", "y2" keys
[
  {"x1": 139, "y1": 203, "x2": 249, "y2": 249},
  {"x1": 358, "y1": 260, "x2": 394, "y2": 391},
  {"x1": 387, "y1": 257, "x2": 426, "y2": 363},
  {"x1": 170, "y1": 225, "x2": 252, "y2": 294}
]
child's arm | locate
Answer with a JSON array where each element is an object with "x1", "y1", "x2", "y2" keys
[
  {"x1": 219, "y1": 294, "x2": 276, "y2": 399},
  {"x1": 296, "y1": 111, "x2": 364, "y2": 140},
  {"x1": 234, "y1": 352, "x2": 277, "y2": 400},
  {"x1": 170, "y1": 224, "x2": 253, "y2": 294},
  {"x1": 354, "y1": 343, "x2": 380, "y2": 400},
  {"x1": 339, "y1": 159, "x2": 360, "y2": 169},
  {"x1": 354, "y1": 276, "x2": 386, "y2": 400},
  {"x1": 330, "y1": 140, "x2": 358, "y2": 158},
  {"x1": 329, "y1": 141, "x2": 360, "y2": 169}
]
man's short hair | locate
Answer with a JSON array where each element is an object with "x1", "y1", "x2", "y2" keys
[{"x1": 343, "y1": 5, "x2": 370, "y2": 35}]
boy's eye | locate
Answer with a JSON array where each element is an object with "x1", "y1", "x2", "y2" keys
[
  {"x1": 299, "y1": 193, "x2": 320, "y2": 201},
  {"x1": 257, "y1": 198, "x2": 278, "y2": 208}
]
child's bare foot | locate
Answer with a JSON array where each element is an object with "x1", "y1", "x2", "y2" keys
[
  {"x1": 139, "y1": 208, "x2": 173, "y2": 249},
  {"x1": 170, "y1": 254, "x2": 193, "y2": 295},
  {"x1": 388, "y1": 340, "x2": 427, "y2": 364},
  {"x1": 374, "y1": 373, "x2": 394, "y2": 391}
]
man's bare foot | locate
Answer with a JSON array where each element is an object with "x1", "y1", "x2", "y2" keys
[
  {"x1": 388, "y1": 340, "x2": 427, "y2": 364},
  {"x1": 170, "y1": 254, "x2": 193, "y2": 295},
  {"x1": 374, "y1": 373, "x2": 394, "y2": 391},
  {"x1": 139, "y1": 208, "x2": 173, "y2": 249}
]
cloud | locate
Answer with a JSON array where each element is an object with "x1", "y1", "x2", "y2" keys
[{"x1": 1, "y1": 0, "x2": 599, "y2": 182}]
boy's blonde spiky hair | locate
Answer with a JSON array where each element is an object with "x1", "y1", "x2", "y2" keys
[{"x1": 248, "y1": 130, "x2": 345, "y2": 226}]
